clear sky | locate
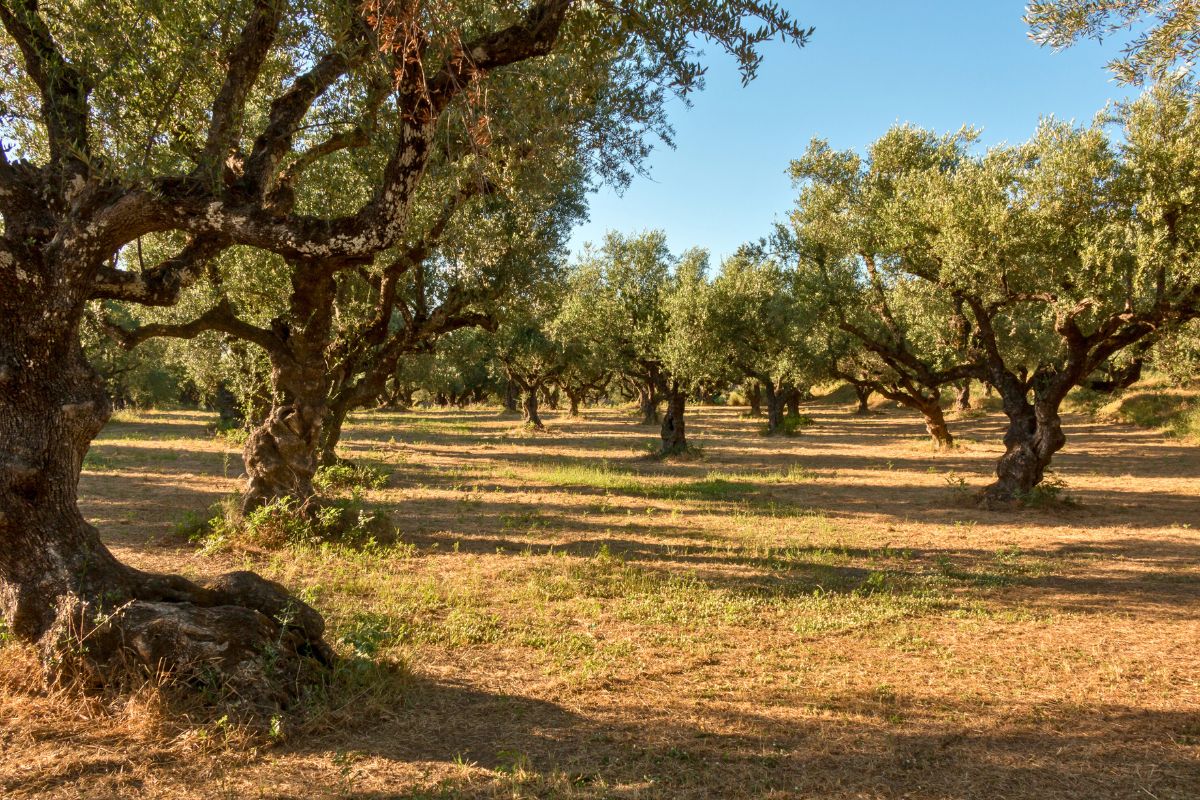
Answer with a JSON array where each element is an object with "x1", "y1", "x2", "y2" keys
[{"x1": 568, "y1": 1, "x2": 1137, "y2": 263}]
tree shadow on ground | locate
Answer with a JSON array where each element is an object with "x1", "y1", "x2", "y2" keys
[{"x1": 280, "y1": 678, "x2": 1200, "y2": 800}]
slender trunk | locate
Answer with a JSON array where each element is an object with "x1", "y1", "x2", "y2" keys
[
  {"x1": 502, "y1": 381, "x2": 519, "y2": 414},
  {"x1": 854, "y1": 385, "x2": 873, "y2": 414},
  {"x1": 746, "y1": 382, "x2": 762, "y2": 417},
  {"x1": 764, "y1": 382, "x2": 785, "y2": 435},
  {"x1": 544, "y1": 386, "x2": 560, "y2": 411},
  {"x1": 318, "y1": 400, "x2": 351, "y2": 468},
  {"x1": 660, "y1": 388, "x2": 688, "y2": 455},
  {"x1": 1, "y1": 291, "x2": 328, "y2": 701},
  {"x1": 523, "y1": 389, "x2": 544, "y2": 429},
  {"x1": 785, "y1": 386, "x2": 801, "y2": 418},
  {"x1": 638, "y1": 385, "x2": 659, "y2": 426},
  {"x1": 566, "y1": 390, "x2": 582, "y2": 417},
  {"x1": 983, "y1": 384, "x2": 1067, "y2": 504},
  {"x1": 953, "y1": 380, "x2": 972, "y2": 413}
]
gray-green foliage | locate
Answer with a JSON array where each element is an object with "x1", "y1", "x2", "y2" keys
[{"x1": 1026, "y1": 0, "x2": 1200, "y2": 85}]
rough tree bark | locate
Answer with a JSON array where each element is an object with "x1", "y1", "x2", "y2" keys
[
  {"x1": 917, "y1": 397, "x2": 954, "y2": 449},
  {"x1": 0, "y1": 0, "x2": 585, "y2": 704},
  {"x1": 659, "y1": 386, "x2": 688, "y2": 455},
  {"x1": 319, "y1": 401, "x2": 351, "y2": 468},
  {"x1": 637, "y1": 383, "x2": 660, "y2": 426},
  {"x1": 502, "y1": 381, "x2": 520, "y2": 414},
  {"x1": 785, "y1": 385, "x2": 802, "y2": 418},
  {"x1": 241, "y1": 270, "x2": 335, "y2": 513},
  {"x1": 982, "y1": 380, "x2": 1065, "y2": 504},
  {"x1": 1, "y1": 281, "x2": 329, "y2": 703},
  {"x1": 952, "y1": 380, "x2": 972, "y2": 413},
  {"x1": 566, "y1": 390, "x2": 582, "y2": 417},
  {"x1": 522, "y1": 388, "x2": 545, "y2": 429}
]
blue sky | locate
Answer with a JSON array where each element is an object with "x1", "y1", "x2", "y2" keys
[{"x1": 568, "y1": 1, "x2": 1137, "y2": 262}]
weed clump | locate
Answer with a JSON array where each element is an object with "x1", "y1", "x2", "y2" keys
[
  {"x1": 314, "y1": 463, "x2": 390, "y2": 492},
  {"x1": 182, "y1": 495, "x2": 396, "y2": 553},
  {"x1": 1017, "y1": 474, "x2": 1077, "y2": 509}
]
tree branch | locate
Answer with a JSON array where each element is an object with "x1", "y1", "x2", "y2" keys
[
  {"x1": 241, "y1": 33, "x2": 370, "y2": 198},
  {"x1": 197, "y1": 0, "x2": 286, "y2": 184},
  {"x1": 90, "y1": 236, "x2": 228, "y2": 306},
  {"x1": 113, "y1": 299, "x2": 283, "y2": 356},
  {"x1": 0, "y1": 0, "x2": 89, "y2": 173}
]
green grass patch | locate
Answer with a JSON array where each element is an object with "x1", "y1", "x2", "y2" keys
[
  {"x1": 314, "y1": 462, "x2": 391, "y2": 492},
  {"x1": 524, "y1": 461, "x2": 816, "y2": 503},
  {"x1": 1095, "y1": 388, "x2": 1200, "y2": 442}
]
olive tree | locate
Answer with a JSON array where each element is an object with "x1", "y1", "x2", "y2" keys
[
  {"x1": 793, "y1": 85, "x2": 1200, "y2": 502},
  {"x1": 1026, "y1": 0, "x2": 1200, "y2": 84},
  {"x1": 559, "y1": 231, "x2": 678, "y2": 426},
  {"x1": 788, "y1": 128, "x2": 980, "y2": 449},
  {"x1": 699, "y1": 245, "x2": 818, "y2": 434},
  {"x1": 0, "y1": 0, "x2": 811, "y2": 699}
]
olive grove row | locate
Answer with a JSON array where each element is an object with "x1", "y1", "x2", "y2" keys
[{"x1": 0, "y1": 0, "x2": 1195, "y2": 705}]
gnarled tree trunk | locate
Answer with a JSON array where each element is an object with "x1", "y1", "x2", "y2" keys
[
  {"x1": 243, "y1": 397, "x2": 326, "y2": 514},
  {"x1": 566, "y1": 390, "x2": 582, "y2": 417},
  {"x1": 637, "y1": 384, "x2": 659, "y2": 426},
  {"x1": 1, "y1": 292, "x2": 328, "y2": 705},
  {"x1": 918, "y1": 398, "x2": 954, "y2": 449},
  {"x1": 523, "y1": 389, "x2": 544, "y2": 429},
  {"x1": 785, "y1": 385, "x2": 802, "y2": 419},
  {"x1": 502, "y1": 381, "x2": 520, "y2": 414},
  {"x1": 763, "y1": 381, "x2": 786, "y2": 435},
  {"x1": 983, "y1": 382, "x2": 1067, "y2": 504},
  {"x1": 952, "y1": 380, "x2": 971, "y2": 413},
  {"x1": 241, "y1": 269, "x2": 336, "y2": 515},
  {"x1": 319, "y1": 400, "x2": 351, "y2": 468},
  {"x1": 659, "y1": 387, "x2": 688, "y2": 455}
]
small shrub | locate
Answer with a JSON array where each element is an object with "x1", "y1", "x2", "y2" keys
[
  {"x1": 188, "y1": 495, "x2": 395, "y2": 553},
  {"x1": 1018, "y1": 474, "x2": 1076, "y2": 509},
  {"x1": 782, "y1": 414, "x2": 813, "y2": 436},
  {"x1": 314, "y1": 463, "x2": 390, "y2": 492},
  {"x1": 943, "y1": 473, "x2": 972, "y2": 501},
  {"x1": 1169, "y1": 405, "x2": 1200, "y2": 442}
]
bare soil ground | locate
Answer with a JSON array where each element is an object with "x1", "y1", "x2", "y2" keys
[{"x1": 2, "y1": 397, "x2": 1198, "y2": 799}]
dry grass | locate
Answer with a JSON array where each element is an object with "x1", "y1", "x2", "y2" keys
[{"x1": 3, "y1": 401, "x2": 1199, "y2": 798}]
